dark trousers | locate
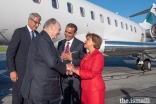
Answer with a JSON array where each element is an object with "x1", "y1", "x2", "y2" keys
[
  {"x1": 24, "y1": 99, "x2": 49, "y2": 104},
  {"x1": 12, "y1": 81, "x2": 24, "y2": 104},
  {"x1": 60, "y1": 76, "x2": 80, "y2": 104}
]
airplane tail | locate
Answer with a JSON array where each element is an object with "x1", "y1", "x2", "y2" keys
[
  {"x1": 130, "y1": 4, "x2": 156, "y2": 42},
  {"x1": 129, "y1": 3, "x2": 156, "y2": 25}
]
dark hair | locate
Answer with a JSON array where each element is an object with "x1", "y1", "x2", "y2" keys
[
  {"x1": 86, "y1": 33, "x2": 102, "y2": 49},
  {"x1": 66, "y1": 23, "x2": 77, "y2": 33}
]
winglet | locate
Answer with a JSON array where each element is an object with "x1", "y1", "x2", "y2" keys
[{"x1": 129, "y1": 4, "x2": 156, "y2": 18}]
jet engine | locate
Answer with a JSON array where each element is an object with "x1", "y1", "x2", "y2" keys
[{"x1": 146, "y1": 24, "x2": 156, "y2": 41}]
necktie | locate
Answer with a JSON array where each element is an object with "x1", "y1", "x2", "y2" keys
[
  {"x1": 31, "y1": 31, "x2": 34, "y2": 40},
  {"x1": 65, "y1": 42, "x2": 70, "y2": 53}
]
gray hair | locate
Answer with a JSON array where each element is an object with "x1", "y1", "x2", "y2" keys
[
  {"x1": 29, "y1": 13, "x2": 41, "y2": 20},
  {"x1": 43, "y1": 18, "x2": 57, "y2": 29}
]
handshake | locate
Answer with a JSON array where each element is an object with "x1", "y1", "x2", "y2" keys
[{"x1": 66, "y1": 63, "x2": 77, "y2": 75}]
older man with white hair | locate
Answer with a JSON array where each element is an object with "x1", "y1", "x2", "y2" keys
[{"x1": 21, "y1": 18, "x2": 71, "y2": 104}]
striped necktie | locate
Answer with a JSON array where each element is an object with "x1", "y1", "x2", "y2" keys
[
  {"x1": 31, "y1": 31, "x2": 34, "y2": 40},
  {"x1": 65, "y1": 42, "x2": 70, "y2": 53}
]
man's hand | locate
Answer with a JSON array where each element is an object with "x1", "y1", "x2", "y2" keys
[
  {"x1": 60, "y1": 51, "x2": 72, "y2": 62},
  {"x1": 66, "y1": 64, "x2": 73, "y2": 75},
  {"x1": 10, "y1": 71, "x2": 18, "y2": 82}
]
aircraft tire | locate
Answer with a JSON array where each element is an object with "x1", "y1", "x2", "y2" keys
[{"x1": 143, "y1": 60, "x2": 151, "y2": 71}]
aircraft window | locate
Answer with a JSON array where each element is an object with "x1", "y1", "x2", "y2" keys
[
  {"x1": 67, "y1": 2, "x2": 73, "y2": 13},
  {"x1": 134, "y1": 27, "x2": 137, "y2": 33},
  {"x1": 52, "y1": 0, "x2": 59, "y2": 9},
  {"x1": 130, "y1": 25, "x2": 133, "y2": 32},
  {"x1": 115, "y1": 20, "x2": 118, "y2": 27},
  {"x1": 125, "y1": 23, "x2": 128, "y2": 30},
  {"x1": 80, "y1": 7, "x2": 85, "y2": 17},
  {"x1": 33, "y1": 0, "x2": 41, "y2": 3},
  {"x1": 91, "y1": 11, "x2": 95, "y2": 20},
  {"x1": 107, "y1": 17, "x2": 111, "y2": 25},
  {"x1": 100, "y1": 14, "x2": 104, "y2": 23},
  {"x1": 121, "y1": 22, "x2": 124, "y2": 29}
]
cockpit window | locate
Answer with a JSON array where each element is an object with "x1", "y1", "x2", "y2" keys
[
  {"x1": 80, "y1": 7, "x2": 85, "y2": 17},
  {"x1": 52, "y1": 0, "x2": 59, "y2": 9},
  {"x1": 91, "y1": 11, "x2": 95, "y2": 20},
  {"x1": 33, "y1": 0, "x2": 41, "y2": 3},
  {"x1": 67, "y1": 2, "x2": 73, "y2": 13}
]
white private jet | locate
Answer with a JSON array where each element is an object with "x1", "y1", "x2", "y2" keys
[{"x1": 0, "y1": 0, "x2": 156, "y2": 70}]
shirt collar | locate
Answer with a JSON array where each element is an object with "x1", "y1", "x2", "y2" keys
[
  {"x1": 66, "y1": 37, "x2": 74, "y2": 44},
  {"x1": 27, "y1": 25, "x2": 32, "y2": 33}
]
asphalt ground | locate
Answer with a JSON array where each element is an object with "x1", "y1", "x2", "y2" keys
[{"x1": 0, "y1": 53, "x2": 156, "y2": 104}]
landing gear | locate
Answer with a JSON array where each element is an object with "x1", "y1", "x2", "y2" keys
[
  {"x1": 136, "y1": 58, "x2": 143, "y2": 70},
  {"x1": 136, "y1": 57, "x2": 151, "y2": 71},
  {"x1": 143, "y1": 59, "x2": 151, "y2": 71},
  {"x1": 136, "y1": 64, "x2": 142, "y2": 70}
]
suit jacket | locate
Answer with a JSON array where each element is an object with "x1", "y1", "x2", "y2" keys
[
  {"x1": 78, "y1": 49, "x2": 106, "y2": 91},
  {"x1": 21, "y1": 30, "x2": 66, "y2": 102},
  {"x1": 6, "y1": 26, "x2": 38, "y2": 83},
  {"x1": 57, "y1": 37, "x2": 86, "y2": 66}
]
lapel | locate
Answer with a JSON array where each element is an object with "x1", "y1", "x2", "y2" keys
[
  {"x1": 24, "y1": 26, "x2": 31, "y2": 43},
  {"x1": 61, "y1": 39, "x2": 66, "y2": 51},
  {"x1": 34, "y1": 31, "x2": 39, "y2": 36},
  {"x1": 81, "y1": 49, "x2": 98, "y2": 66},
  {"x1": 70, "y1": 38, "x2": 77, "y2": 52},
  {"x1": 80, "y1": 53, "x2": 87, "y2": 67},
  {"x1": 42, "y1": 30, "x2": 61, "y2": 59},
  {"x1": 42, "y1": 30, "x2": 51, "y2": 42},
  {"x1": 88, "y1": 49, "x2": 98, "y2": 59}
]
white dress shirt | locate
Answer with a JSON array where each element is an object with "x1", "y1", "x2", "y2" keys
[
  {"x1": 64, "y1": 38, "x2": 74, "y2": 50},
  {"x1": 27, "y1": 25, "x2": 36, "y2": 39}
]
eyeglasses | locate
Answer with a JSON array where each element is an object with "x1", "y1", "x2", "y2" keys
[{"x1": 30, "y1": 18, "x2": 41, "y2": 25}]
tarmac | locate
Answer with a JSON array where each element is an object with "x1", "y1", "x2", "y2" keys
[{"x1": 0, "y1": 52, "x2": 156, "y2": 104}]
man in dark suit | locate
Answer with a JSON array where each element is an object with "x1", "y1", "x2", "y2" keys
[
  {"x1": 57, "y1": 23, "x2": 86, "y2": 104},
  {"x1": 20, "y1": 18, "x2": 71, "y2": 104},
  {"x1": 6, "y1": 13, "x2": 41, "y2": 104}
]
